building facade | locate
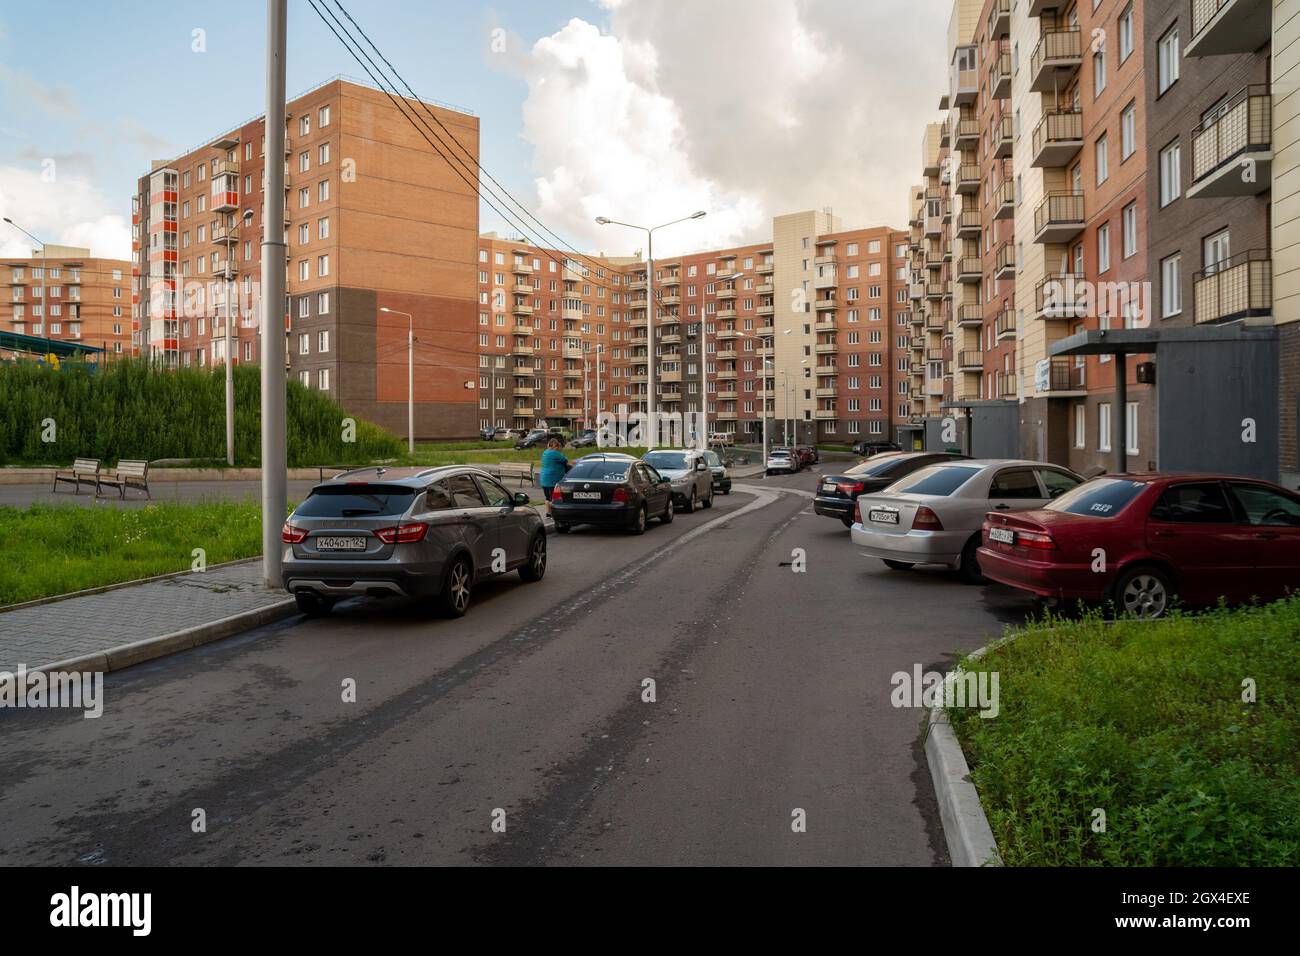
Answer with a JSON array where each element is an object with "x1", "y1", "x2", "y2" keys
[{"x1": 2, "y1": 247, "x2": 132, "y2": 359}]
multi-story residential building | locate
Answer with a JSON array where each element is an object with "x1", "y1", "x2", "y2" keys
[
  {"x1": 1, "y1": 247, "x2": 132, "y2": 359},
  {"x1": 1274, "y1": 0, "x2": 1300, "y2": 488},
  {"x1": 131, "y1": 76, "x2": 481, "y2": 439}
]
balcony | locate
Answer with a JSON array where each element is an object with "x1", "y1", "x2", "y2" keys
[
  {"x1": 951, "y1": 57, "x2": 978, "y2": 107},
  {"x1": 563, "y1": 388, "x2": 584, "y2": 399},
  {"x1": 1039, "y1": 357, "x2": 1087, "y2": 397},
  {"x1": 990, "y1": 50, "x2": 1012, "y2": 100},
  {"x1": 756, "y1": 260, "x2": 774, "y2": 274},
  {"x1": 939, "y1": 118, "x2": 952, "y2": 147},
  {"x1": 814, "y1": 362, "x2": 838, "y2": 375},
  {"x1": 996, "y1": 371, "x2": 1017, "y2": 399},
  {"x1": 660, "y1": 294, "x2": 681, "y2": 306},
  {"x1": 957, "y1": 350, "x2": 982, "y2": 372},
  {"x1": 1031, "y1": 109, "x2": 1084, "y2": 168},
  {"x1": 924, "y1": 215, "x2": 942, "y2": 239},
  {"x1": 995, "y1": 244, "x2": 1016, "y2": 279},
  {"x1": 512, "y1": 261, "x2": 533, "y2": 275},
  {"x1": 627, "y1": 278, "x2": 647, "y2": 291},
  {"x1": 1034, "y1": 273, "x2": 1088, "y2": 321},
  {"x1": 956, "y1": 305, "x2": 983, "y2": 328},
  {"x1": 716, "y1": 368, "x2": 738, "y2": 380},
  {"x1": 814, "y1": 297, "x2": 838, "y2": 311},
  {"x1": 957, "y1": 257, "x2": 982, "y2": 284},
  {"x1": 511, "y1": 301, "x2": 533, "y2": 316},
  {"x1": 1029, "y1": 28, "x2": 1082, "y2": 93},
  {"x1": 1185, "y1": 0, "x2": 1272, "y2": 57},
  {"x1": 956, "y1": 164, "x2": 981, "y2": 196},
  {"x1": 756, "y1": 283, "x2": 773, "y2": 295},
  {"x1": 926, "y1": 249, "x2": 945, "y2": 271},
  {"x1": 717, "y1": 389, "x2": 738, "y2": 400},
  {"x1": 757, "y1": 304, "x2": 775, "y2": 316},
  {"x1": 996, "y1": 309, "x2": 1017, "y2": 340},
  {"x1": 925, "y1": 283, "x2": 945, "y2": 301},
  {"x1": 715, "y1": 410, "x2": 738, "y2": 421},
  {"x1": 989, "y1": 180, "x2": 1013, "y2": 220},
  {"x1": 814, "y1": 341, "x2": 838, "y2": 354},
  {"x1": 955, "y1": 117, "x2": 980, "y2": 149},
  {"x1": 1188, "y1": 86, "x2": 1272, "y2": 198},
  {"x1": 716, "y1": 327, "x2": 739, "y2": 340},
  {"x1": 212, "y1": 225, "x2": 239, "y2": 244},
  {"x1": 1033, "y1": 191, "x2": 1085, "y2": 245},
  {"x1": 661, "y1": 273, "x2": 681, "y2": 287},
  {"x1": 993, "y1": 114, "x2": 1013, "y2": 159},
  {"x1": 910, "y1": 281, "x2": 926, "y2": 301},
  {"x1": 512, "y1": 344, "x2": 534, "y2": 356},
  {"x1": 512, "y1": 324, "x2": 533, "y2": 336},
  {"x1": 660, "y1": 333, "x2": 682, "y2": 345},
  {"x1": 812, "y1": 408, "x2": 836, "y2": 421},
  {"x1": 1193, "y1": 250, "x2": 1272, "y2": 324},
  {"x1": 717, "y1": 285, "x2": 738, "y2": 300},
  {"x1": 991, "y1": 0, "x2": 1011, "y2": 39},
  {"x1": 956, "y1": 210, "x2": 981, "y2": 239}
]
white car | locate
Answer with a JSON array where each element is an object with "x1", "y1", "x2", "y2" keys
[
  {"x1": 708, "y1": 432, "x2": 736, "y2": 447},
  {"x1": 850, "y1": 459, "x2": 1083, "y2": 582},
  {"x1": 765, "y1": 448, "x2": 798, "y2": 476},
  {"x1": 641, "y1": 449, "x2": 714, "y2": 513}
]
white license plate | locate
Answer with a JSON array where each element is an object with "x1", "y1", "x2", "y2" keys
[
  {"x1": 869, "y1": 510, "x2": 899, "y2": 525},
  {"x1": 821, "y1": 482, "x2": 837, "y2": 493},
  {"x1": 572, "y1": 491, "x2": 602, "y2": 500},
  {"x1": 316, "y1": 535, "x2": 366, "y2": 551},
  {"x1": 988, "y1": 527, "x2": 1016, "y2": 545}
]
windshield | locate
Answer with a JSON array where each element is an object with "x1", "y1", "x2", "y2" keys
[
  {"x1": 565, "y1": 460, "x2": 630, "y2": 481},
  {"x1": 643, "y1": 452, "x2": 688, "y2": 470},
  {"x1": 890, "y1": 465, "x2": 981, "y2": 497},
  {"x1": 1046, "y1": 478, "x2": 1146, "y2": 517},
  {"x1": 296, "y1": 484, "x2": 418, "y2": 518}
]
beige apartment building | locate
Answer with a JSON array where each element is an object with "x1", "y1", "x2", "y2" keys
[
  {"x1": 131, "y1": 76, "x2": 482, "y2": 439},
  {"x1": 2, "y1": 247, "x2": 132, "y2": 360}
]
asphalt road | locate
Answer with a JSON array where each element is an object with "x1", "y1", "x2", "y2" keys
[{"x1": 0, "y1": 469, "x2": 1036, "y2": 866}]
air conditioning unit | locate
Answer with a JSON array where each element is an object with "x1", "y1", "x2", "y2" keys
[{"x1": 1136, "y1": 361, "x2": 1156, "y2": 384}]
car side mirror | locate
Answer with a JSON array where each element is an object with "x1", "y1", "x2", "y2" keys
[
  {"x1": 660, "y1": 476, "x2": 670, "y2": 484},
  {"x1": 513, "y1": 492, "x2": 530, "y2": 507},
  {"x1": 696, "y1": 461, "x2": 707, "y2": 471}
]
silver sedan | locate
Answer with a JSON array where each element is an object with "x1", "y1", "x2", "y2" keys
[{"x1": 850, "y1": 459, "x2": 1083, "y2": 582}]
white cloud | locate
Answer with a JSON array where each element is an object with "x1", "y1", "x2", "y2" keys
[
  {"x1": 0, "y1": 165, "x2": 130, "y2": 260},
  {"x1": 509, "y1": 0, "x2": 948, "y2": 255}
]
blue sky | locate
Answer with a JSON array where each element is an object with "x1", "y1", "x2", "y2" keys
[{"x1": 0, "y1": 0, "x2": 948, "y2": 260}]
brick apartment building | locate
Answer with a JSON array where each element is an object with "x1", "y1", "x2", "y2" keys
[
  {"x1": 904, "y1": 0, "x2": 1296, "y2": 485},
  {"x1": 2, "y1": 246, "x2": 132, "y2": 359},
  {"x1": 131, "y1": 76, "x2": 481, "y2": 439},
  {"x1": 476, "y1": 214, "x2": 912, "y2": 446}
]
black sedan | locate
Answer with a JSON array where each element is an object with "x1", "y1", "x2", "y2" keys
[
  {"x1": 813, "y1": 451, "x2": 969, "y2": 528},
  {"x1": 551, "y1": 455, "x2": 674, "y2": 535}
]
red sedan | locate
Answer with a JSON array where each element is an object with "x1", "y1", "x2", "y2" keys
[{"x1": 978, "y1": 474, "x2": 1300, "y2": 618}]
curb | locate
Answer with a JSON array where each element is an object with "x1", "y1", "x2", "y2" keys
[{"x1": 32, "y1": 597, "x2": 299, "y2": 676}]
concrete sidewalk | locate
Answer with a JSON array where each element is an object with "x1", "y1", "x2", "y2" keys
[{"x1": 0, "y1": 561, "x2": 295, "y2": 674}]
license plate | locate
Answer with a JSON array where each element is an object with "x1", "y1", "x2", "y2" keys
[
  {"x1": 572, "y1": 491, "x2": 602, "y2": 500},
  {"x1": 316, "y1": 535, "x2": 366, "y2": 551},
  {"x1": 821, "y1": 482, "x2": 837, "y2": 493},
  {"x1": 989, "y1": 527, "x2": 1016, "y2": 545},
  {"x1": 869, "y1": 510, "x2": 899, "y2": 525}
]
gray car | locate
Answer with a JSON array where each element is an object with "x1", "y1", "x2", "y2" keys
[
  {"x1": 850, "y1": 459, "x2": 1083, "y2": 582},
  {"x1": 641, "y1": 448, "x2": 714, "y2": 512},
  {"x1": 281, "y1": 465, "x2": 547, "y2": 618}
]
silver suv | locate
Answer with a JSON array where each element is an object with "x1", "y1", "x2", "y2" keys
[
  {"x1": 281, "y1": 465, "x2": 546, "y2": 618},
  {"x1": 641, "y1": 449, "x2": 714, "y2": 513}
]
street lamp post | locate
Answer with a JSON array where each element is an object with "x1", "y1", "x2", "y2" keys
[
  {"x1": 380, "y1": 307, "x2": 415, "y2": 454},
  {"x1": 4, "y1": 218, "x2": 50, "y2": 359},
  {"x1": 596, "y1": 211, "x2": 705, "y2": 448}
]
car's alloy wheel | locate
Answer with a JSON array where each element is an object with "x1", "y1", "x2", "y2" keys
[
  {"x1": 661, "y1": 497, "x2": 674, "y2": 524},
  {"x1": 1117, "y1": 568, "x2": 1169, "y2": 619},
  {"x1": 519, "y1": 533, "x2": 547, "y2": 582},
  {"x1": 702, "y1": 490, "x2": 713, "y2": 509},
  {"x1": 685, "y1": 489, "x2": 696, "y2": 513},
  {"x1": 630, "y1": 504, "x2": 648, "y2": 535},
  {"x1": 440, "y1": 557, "x2": 472, "y2": 617}
]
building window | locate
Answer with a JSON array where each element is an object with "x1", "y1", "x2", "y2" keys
[
  {"x1": 1073, "y1": 404, "x2": 1086, "y2": 448},
  {"x1": 318, "y1": 330, "x2": 330, "y2": 353},
  {"x1": 1093, "y1": 49, "x2": 1106, "y2": 98},
  {"x1": 1159, "y1": 140, "x2": 1181, "y2": 206},
  {"x1": 1095, "y1": 134, "x2": 1109, "y2": 185},
  {"x1": 319, "y1": 179, "x2": 330, "y2": 202},
  {"x1": 1158, "y1": 27, "x2": 1180, "y2": 94},
  {"x1": 319, "y1": 142, "x2": 330, "y2": 165},
  {"x1": 1126, "y1": 402, "x2": 1139, "y2": 456},
  {"x1": 319, "y1": 105, "x2": 331, "y2": 126},
  {"x1": 1161, "y1": 254, "x2": 1182, "y2": 318},
  {"x1": 1120, "y1": 101, "x2": 1136, "y2": 160},
  {"x1": 1119, "y1": 4, "x2": 1134, "y2": 62},
  {"x1": 1098, "y1": 402, "x2": 1112, "y2": 452},
  {"x1": 317, "y1": 255, "x2": 329, "y2": 277},
  {"x1": 318, "y1": 217, "x2": 329, "y2": 240},
  {"x1": 299, "y1": 332, "x2": 310, "y2": 355},
  {"x1": 1122, "y1": 203, "x2": 1137, "y2": 259}
]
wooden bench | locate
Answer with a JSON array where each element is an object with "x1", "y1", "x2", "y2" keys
[
  {"x1": 488, "y1": 461, "x2": 535, "y2": 488},
  {"x1": 52, "y1": 458, "x2": 101, "y2": 495},
  {"x1": 97, "y1": 460, "x2": 151, "y2": 500}
]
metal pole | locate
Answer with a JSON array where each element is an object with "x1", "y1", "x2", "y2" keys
[
  {"x1": 225, "y1": 265, "x2": 234, "y2": 465},
  {"x1": 261, "y1": 0, "x2": 288, "y2": 589},
  {"x1": 699, "y1": 325, "x2": 707, "y2": 449},
  {"x1": 40, "y1": 244, "x2": 47, "y2": 359},
  {"x1": 408, "y1": 312, "x2": 414, "y2": 454},
  {"x1": 762, "y1": 359, "x2": 769, "y2": 463},
  {"x1": 595, "y1": 345, "x2": 602, "y2": 424},
  {"x1": 1115, "y1": 353, "x2": 1128, "y2": 473},
  {"x1": 645, "y1": 231, "x2": 656, "y2": 446}
]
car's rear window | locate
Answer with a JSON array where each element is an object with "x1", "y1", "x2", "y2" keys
[
  {"x1": 846, "y1": 454, "x2": 907, "y2": 477},
  {"x1": 891, "y1": 465, "x2": 981, "y2": 496},
  {"x1": 565, "y1": 460, "x2": 630, "y2": 481},
  {"x1": 1046, "y1": 478, "x2": 1147, "y2": 517},
  {"x1": 296, "y1": 484, "x2": 419, "y2": 518}
]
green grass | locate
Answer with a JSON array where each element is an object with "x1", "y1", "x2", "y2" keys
[
  {"x1": 0, "y1": 501, "x2": 267, "y2": 605},
  {"x1": 948, "y1": 600, "x2": 1300, "y2": 866}
]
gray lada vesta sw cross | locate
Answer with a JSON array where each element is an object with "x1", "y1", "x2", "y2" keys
[{"x1": 281, "y1": 466, "x2": 547, "y2": 618}]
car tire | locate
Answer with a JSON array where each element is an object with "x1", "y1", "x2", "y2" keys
[
  {"x1": 629, "y1": 504, "x2": 648, "y2": 535},
  {"x1": 957, "y1": 536, "x2": 985, "y2": 584},
  {"x1": 882, "y1": 559, "x2": 914, "y2": 571},
  {"x1": 554, "y1": 522, "x2": 570, "y2": 535},
  {"x1": 295, "y1": 592, "x2": 335, "y2": 617},
  {"x1": 661, "y1": 497, "x2": 675, "y2": 524},
  {"x1": 723, "y1": 488, "x2": 730, "y2": 495},
  {"x1": 702, "y1": 491, "x2": 713, "y2": 509},
  {"x1": 1111, "y1": 565, "x2": 1173, "y2": 619},
  {"x1": 437, "y1": 555, "x2": 473, "y2": 618},
  {"x1": 519, "y1": 533, "x2": 547, "y2": 582},
  {"x1": 840, "y1": 516, "x2": 854, "y2": 529},
  {"x1": 684, "y1": 489, "x2": 696, "y2": 513}
]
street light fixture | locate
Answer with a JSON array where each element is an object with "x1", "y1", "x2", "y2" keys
[
  {"x1": 595, "y1": 211, "x2": 707, "y2": 447},
  {"x1": 4, "y1": 217, "x2": 51, "y2": 359},
  {"x1": 379, "y1": 306, "x2": 415, "y2": 454}
]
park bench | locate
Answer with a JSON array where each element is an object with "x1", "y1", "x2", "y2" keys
[
  {"x1": 488, "y1": 461, "x2": 535, "y2": 488},
  {"x1": 97, "y1": 460, "x2": 152, "y2": 500},
  {"x1": 52, "y1": 458, "x2": 101, "y2": 495}
]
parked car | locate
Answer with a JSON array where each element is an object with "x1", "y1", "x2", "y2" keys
[
  {"x1": 570, "y1": 430, "x2": 599, "y2": 448},
  {"x1": 794, "y1": 445, "x2": 819, "y2": 466},
  {"x1": 852, "y1": 440, "x2": 902, "y2": 458},
  {"x1": 514, "y1": 429, "x2": 550, "y2": 450},
  {"x1": 492, "y1": 427, "x2": 525, "y2": 442},
  {"x1": 703, "y1": 449, "x2": 732, "y2": 495},
  {"x1": 850, "y1": 459, "x2": 1084, "y2": 582},
  {"x1": 480, "y1": 427, "x2": 496, "y2": 441},
  {"x1": 766, "y1": 447, "x2": 799, "y2": 476},
  {"x1": 574, "y1": 451, "x2": 637, "y2": 463},
  {"x1": 642, "y1": 448, "x2": 714, "y2": 512},
  {"x1": 814, "y1": 452, "x2": 969, "y2": 528},
  {"x1": 978, "y1": 474, "x2": 1300, "y2": 618},
  {"x1": 280, "y1": 466, "x2": 546, "y2": 618},
  {"x1": 709, "y1": 432, "x2": 736, "y2": 447},
  {"x1": 551, "y1": 454, "x2": 674, "y2": 534}
]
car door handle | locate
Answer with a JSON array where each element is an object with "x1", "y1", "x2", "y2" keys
[{"x1": 994, "y1": 504, "x2": 1010, "y2": 510}]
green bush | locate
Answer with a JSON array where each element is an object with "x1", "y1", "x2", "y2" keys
[
  {"x1": 0, "y1": 358, "x2": 403, "y2": 467},
  {"x1": 949, "y1": 599, "x2": 1300, "y2": 866}
]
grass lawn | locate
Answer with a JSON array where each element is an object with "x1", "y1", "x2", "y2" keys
[
  {"x1": 0, "y1": 501, "x2": 265, "y2": 606},
  {"x1": 948, "y1": 599, "x2": 1300, "y2": 866}
]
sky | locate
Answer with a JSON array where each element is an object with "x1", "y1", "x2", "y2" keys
[{"x1": 0, "y1": 0, "x2": 949, "y2": 262}]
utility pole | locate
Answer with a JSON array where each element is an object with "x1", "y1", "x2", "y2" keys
[{"x1": 261, "y1": 0, "x2": 288, "y2": 589}]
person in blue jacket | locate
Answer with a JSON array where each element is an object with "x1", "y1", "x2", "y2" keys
[{"x1": 538, "y1": 436, "x2": 569, "y2": 513}]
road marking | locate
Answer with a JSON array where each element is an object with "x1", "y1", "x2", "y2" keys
[{"x1": 733, "y1": 482, "x2": 816, "y2": 500}]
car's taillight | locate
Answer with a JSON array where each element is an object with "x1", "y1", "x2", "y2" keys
[
  {"x1": 374, "y1": 523, "x2": 428, "y2": 544},
  {"x1": 853, "y1": 499, "x2": 862, "y2": 524},
  {"x1": 611, "y1": 487, "x2": 630, "y2": 503},
  {"x1": 842, "y1": 480, "x2": 865, "y2": 494},
  {"x1": 281, "y1": 522, "x2": 307, "y2": 544},
  {"x1": 913, "y1": 506, "x2": 944, "y2": 531},
  {"x1": 552, "y1": 486, "x2": 564, "y2": 502},
  {"x1": 1016, "y1": 529, "x2": 1057, "y2": 550}
]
